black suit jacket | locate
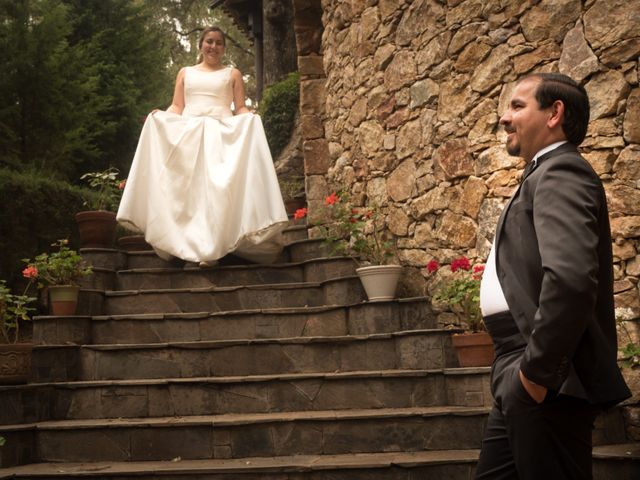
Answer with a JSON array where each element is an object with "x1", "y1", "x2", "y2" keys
[{"x1": 495, "y1": 142, "x2": 630, "y2": 406}]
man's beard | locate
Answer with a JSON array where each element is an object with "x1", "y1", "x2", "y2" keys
[{"x1": 505, "y1": 132, "x2": 520, "y2": 156}]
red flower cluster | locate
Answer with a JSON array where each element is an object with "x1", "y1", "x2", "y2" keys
[
  {"x1": 293, "y1": 207, "x2": 307, "y2": 220},
  {"x1": 325, "y1": 192, "x2": 339, "y2": 206},
  {"x1": 451, "y1": 256, "x2": 471, "y2": 272},
  {"x1": 118, "y1": 179, "x2": 127, "y2": 190},
  {"x1": 426, "y1": 260, "x2": 439, "y2": 273},
  {"x1": 472, "y1": 264, "x2": 485, "y2": 280},
  {"x1": 22, "y1": 265, "x2": 38, "y2": 279}
]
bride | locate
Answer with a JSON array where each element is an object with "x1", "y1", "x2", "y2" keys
[{"x1": 117, "y1": 26, "x2": 288, "y2": 265}]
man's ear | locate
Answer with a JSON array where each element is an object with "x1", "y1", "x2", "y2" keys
[{"x1": 547, "y1": 100, "x2": 565, "y2": 130}]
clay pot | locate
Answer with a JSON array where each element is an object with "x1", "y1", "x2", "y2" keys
[
  {"x1": 451, "y1": 331, "x2": 495, "y2": 367},
  {"x1": 75, "y1": 210, "x2": 117, "y2": 248},
  {"x1": 48, "y1": 285, "x2": 80, "y2": 316}
]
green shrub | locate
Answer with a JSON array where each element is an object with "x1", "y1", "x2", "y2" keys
[
  {"x1": 258, "y1": 72, "x2": 300, "y2": 160},
  {"x1": 0, "y1": 169, "x2": 98, "y2": 288}
]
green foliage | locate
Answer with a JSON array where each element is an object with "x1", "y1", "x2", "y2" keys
[
  {"x1": 258, "y1": 72, "x2": 300, "y2": 160},
  {"x1": 24, "y1": 239, "x2": 91, "y2": 287},
  {"x1": 0, "y1": 0, "x2": 172, "y2": 180},
  {"x1": 0, "y1": 279, "x2": 36, "y2": 344},
  {"x1": 80, "y1": 167, "x2": 125, "y2": 211},
  {"x1": 0, "y1": 435, "x2": 4, "y2": 447},
  {"x1": 0, "y1": 168, "x2": 97, "y2": 288},
  {"x1": 620, "y1": 342, "x2": 640, "y2": 368},
  {"x1": 317, "y1": 191, "x2": 396, "y2": 266},
  {"x1": 279, "y1": 176, "x2": 305, "y2": 201},
  {"x1": 429, "y1": 258, "x2": 485, "y2": 333}
]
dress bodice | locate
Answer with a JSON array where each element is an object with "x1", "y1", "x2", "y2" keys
[{"x1": 182, "y1": 66, "x2": 234, "y2": 118}]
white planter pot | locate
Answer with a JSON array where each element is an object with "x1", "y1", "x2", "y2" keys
[{"x1": 356, "y1": 265, "x2": 403, "y2": 302}]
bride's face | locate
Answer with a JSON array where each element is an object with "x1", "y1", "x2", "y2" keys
[{"x1": 200, "y1": 31, "x2": 225, "y2": 64}]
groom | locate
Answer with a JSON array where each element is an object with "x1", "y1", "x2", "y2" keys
[{"x1": 475, "y1": 73, "x2": 630, "y2": 479}]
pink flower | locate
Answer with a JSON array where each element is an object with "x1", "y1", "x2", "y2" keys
[
  {"x1": 22, "y1": 265, "x2": 38, "y2": 279},
  {"x1": 426, "y1": 260, "x2": 439, "y2": 274},
  {"x1": 118, "y1": 179, "x2": 127, "y2": 190},
  {"x1": 450, "y1": 257, "x2": 471, "y2": 273},
  {"x1": 325, "y1": 192, "x2": 339, "y2": 206},
  {"x1": 293, "y1": 207, "x2": 307, "y2": 220},
  {"x1": 473, "y1": 264, "x2": 485, "y2": 280}
]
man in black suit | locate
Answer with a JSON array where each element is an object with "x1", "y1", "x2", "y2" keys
[{"x1": 474, "y1": 73, "x2": 630, "y2": 479}]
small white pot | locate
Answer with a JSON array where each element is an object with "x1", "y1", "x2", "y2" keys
[{"x1": 356, "y1": 265, "x2": 403, "y2": 302}]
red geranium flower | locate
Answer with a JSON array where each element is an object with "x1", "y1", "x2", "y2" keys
[
  {"x1": 426, "y1": 260, "x2": 439, "y2": 274},
  {"x1": 293, "y1": 207, "x2": 307, "y2": 220},
  {"x1": 450, "y1": 257, "x2": 471, "y2": 273},
  {"x1": 472, "y1": 264, "x2": 485, "y2": 280},
  {"x1": 325, "y1": 192, "x2": 339, "y2": 206},
  {"x1": 22, "y1": 265, "x2": 38, "y2": 279}
]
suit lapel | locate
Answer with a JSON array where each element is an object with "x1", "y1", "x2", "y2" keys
[{"x1": 494, "y1": 143, "x2": 578, "y2": 244}]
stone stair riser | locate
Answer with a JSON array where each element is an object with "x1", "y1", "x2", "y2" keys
[
  {"x1": 0, "y1": 457, "x2": 634, "y2": 480},
  {"x1": 32, "y1": 415, "x2": 488, "y2": 462},
  {"x1": 117, "y1": 240, "x2": 329, "y2": 270},
  {"x1": 31, "y1": 333, "x2": 453, "y2": 382},
  {"x1": 0, "y1": 466, "x2": 478, "y2": 480},
  {"x1": 103, "y1": 278, "x2": 366, "y2": 315},
  {"x1": 116, "y1": 258, "x2": 357, "y2": 291},
  {"x1": 33, "y1": 301, "x2": 436, "y2": 345},
  {"x1": 79, "y1": 269, "x2": 115, "y2": 291},
  {"x1": 0, "y1": 373, "x2": 495, "y2": 423}
]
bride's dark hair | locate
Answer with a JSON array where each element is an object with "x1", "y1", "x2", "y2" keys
[{"x1": 197, "y1": 26, "x2": 226, "y2": 63}]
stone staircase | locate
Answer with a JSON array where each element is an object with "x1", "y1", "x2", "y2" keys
[{"x1": 0, "y1": 223, "x2": 638, "y2": 478}]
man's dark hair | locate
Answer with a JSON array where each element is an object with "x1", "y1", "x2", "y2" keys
[{"x1": 522, "y1": 73, "x2": 590, "y2": 145}]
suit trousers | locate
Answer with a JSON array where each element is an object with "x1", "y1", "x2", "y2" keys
[{"x1": 475, "y1": 312, "x2": 600, "y2": 479}]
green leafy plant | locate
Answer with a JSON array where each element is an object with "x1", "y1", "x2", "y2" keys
[
  {"x1": 23, "y1": 239, "x2": 92, "y2": 287},
  {"x1": 312, "y1": 191, "x2": 396, "y2": 266},
  {"x1": 279, "y1": 176, "x2": 305, "y2": 201},
  {"x1": 0, "y1": 435, "x2": 5, "y2": 446},
  {"x1": 80, "y1": 167, "x2": 126, "y2": 211},
  {"x1": 0, "y1": 277, "x2": 36, "y2": 344},
  {"x1": 427, "y1": 257, "x2": 485, "y2": 333},
  {"x1": 616, "y1": 307, "x2": 640, "y2": 368},
  {"x1": 258, "y1": 72, "x2": 300, "y2": 159}
]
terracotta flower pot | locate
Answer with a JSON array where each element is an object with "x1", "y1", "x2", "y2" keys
[
  {"x1": 117, "y1": 235, "x2": 152, "y2": 252},
  {"x1": 451, "y1": 331, "x2": 495, "y2": 367},
  {"x1": 356, "y1": 265, "x2": 403, "y2": 302},
  {"x1": 48, "y1": 285, "x2": 80, "y2": 316},
  {"x1": 75, "y1": 210, "x2": 117, "y2": 248},
  {"x1": 0, "y1": 343, "x2": 32, "y2": 384}
]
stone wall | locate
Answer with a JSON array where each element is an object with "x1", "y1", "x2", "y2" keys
[{"x1": 297, "y1": 0, "x2": 640, "y2": 329}]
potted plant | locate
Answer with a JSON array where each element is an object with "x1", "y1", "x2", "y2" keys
[
  {"x1": 77, "y1": 167, "x2": 125, "y2": 248},
  {"x1": 24, "y1": 240, "x2": 92, "y2": 316},
  {"x1": 0, "y1": 276, "x2": 37, "y2": 384},
  {"x1": 279, "y1": 176, "x2": 306, "y2": 215},
  {"x1": 309, "y1": 190, "x2": 401, "y2": 302},
  {"x1": 427, "y1": 257, "x2": 495, "y2": 367}
]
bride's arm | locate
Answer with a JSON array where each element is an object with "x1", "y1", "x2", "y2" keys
[
  {"x1": 231, "y1": 68, "x2": 250, "y2": 115},
  {"x1": 164, "y1": 68, "x2": 186, "y2": 115}
]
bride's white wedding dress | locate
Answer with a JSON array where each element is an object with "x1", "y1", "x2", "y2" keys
[{"x1": 117, "y1": 66, "x2": 288, "y2": 263}]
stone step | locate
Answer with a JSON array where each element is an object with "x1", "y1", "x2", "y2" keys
[
  {"x1": 1, "y1": 445, "x2": 637, "y2": 479},
  {"x1": 115, "y1": 256, "x2": 357, "y2": 291},
  {"x1": 0, "y1": 406, "x2": 490, "y2": 463},
  {"x1": 31, "y1": 329, "x2": 457, "y2": 382},
  {"x1": 117, "y1": 239, "x2": 330, "y2": 271},
  {"x1": 33, "y1": 298, "x2": 436, "y2": 345},
  {"x1": 102, "y1": 276, "x2": 366, "y2": 315},
  {"x1": 0, "y1": 368, "x2": 492, "y2": 423}
]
